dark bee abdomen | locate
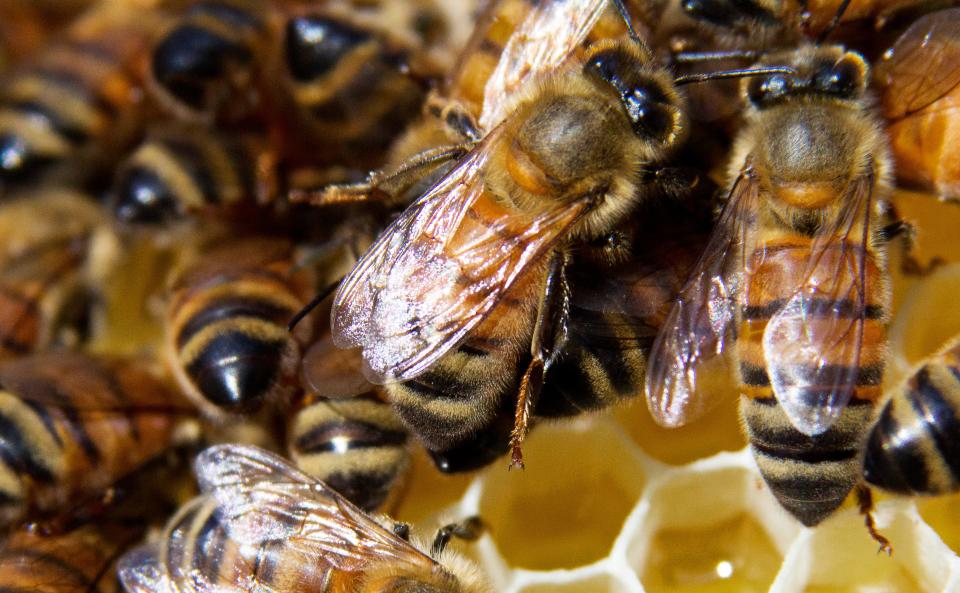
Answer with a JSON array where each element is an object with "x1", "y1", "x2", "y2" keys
[
  {"x1": 0, "y1": 352, "x2": 187, "y2": 528},
  {"x1": 150, "y1": 0, "x2": 267, "y2": 115},
  {"x1": 288, "y1": 393, "x2": 409, "y2": 511},
  {"x1": 167, "y1": 239, "x2": 312, "y2": 415},
  {"x1": 738, "y1": 240, "x2": 887, "y2": 526},
  {"x1": 863, "y1": 342, "x2": 960, "y2": 495}
]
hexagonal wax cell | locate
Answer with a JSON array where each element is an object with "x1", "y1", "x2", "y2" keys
[
  {"x1": 514, "y1": 573, "x2": 636, "y2": 593},
  {"x1": 917, "y1": 493, "x2": 960, "y2": 556}
]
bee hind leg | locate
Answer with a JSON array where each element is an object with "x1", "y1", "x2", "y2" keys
[
  {"x1": 509, "y1": 252, "x2": 571, "y2": 470},
  {"x1": 855, "y1": 484, "x2": 893, "y2": 555}
]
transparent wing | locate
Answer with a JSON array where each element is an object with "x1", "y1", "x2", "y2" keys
[
  {"x1": 300, "y1": 333, "x2": 373, "y2": 399},
  {"x1": 479, "y1": 0, "x2": 607, "y2": 129},
  {"x1": 118, "y1": 545, "x2": 183, "y2": 593},
  {"x1": 195, "y1": 444, "x2": 439, "y2": 575},
  {"x1": 878, "y1": 8, "x2": 960, "y2": 118},
  {"x1": 644, "y1": 169, "x2": 761, "y2": 427},
  {"x1": 763, "y1": 173, "x2": 880, "y2": 435},
  {"x1": 332, "y1": 128, "x2": 594, "y2": 383}
]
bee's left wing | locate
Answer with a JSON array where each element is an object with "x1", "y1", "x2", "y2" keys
[
  {"x1": 332, "y1": 127, "x2": 594, "y2": 383},
  {"x1": 763, "y1": 171, "x2": 884, "y2": 435},
  {"x1": 877, "y1": 8, "x2": 960, "y2": 118},
  {"x1": 479, "y1": 0, "x2": 607, "y2": 129},
  {"x1": 195, "y1": 445, "x2": 440, "y2": 575},
  {"x1": 118, "y1": 546, "x2": 181, "y2": 593}
]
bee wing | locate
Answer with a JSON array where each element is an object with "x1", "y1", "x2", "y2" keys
[
  {"x1": 332, "y1": 128, "x2": 595, "y2": 383},
  {"x1": 118, "y1": 545, "x2": 183, "y2": 593},
  {"x1": 878, "y1": 8, "x2": 960, "y2": 118},
  {"x1": 479, "y1": 0, "x2": 607, "y2": 129},
  {"x1": 644, "y1": 169, "x2": 761, "y2": 427},
  {"x1": 195, "y1": 445, "x2": 440, "y2": 575},
  {"x1": 301, "y1": 333, "x2": 374, "y2": 399},
  {"x1": 763, "y1": 173, "x2": 879, "y2": 436}
]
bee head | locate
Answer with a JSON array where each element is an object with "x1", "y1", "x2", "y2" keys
[
  {"x1": 746, "y1": 45, "x2": 867, "y2": 108},
  {"x1": 584, "y1": 40, "x2": 686, "y2": 149}
]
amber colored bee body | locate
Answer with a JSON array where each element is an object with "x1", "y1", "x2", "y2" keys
[
  {"x1": 876, "y1": 8, "x2": 960, "y2": 202},
  {"x1": 0, "y1": 523, "x2": 142, "y2": 593},
  {"x1": 110, "y1": 124, "x2": 278, "y2": 225},
  {"x1": 864, "y1": 336, "x2": 960, "y2": 495},
  {"x1": 165, "y1": 238, "x2": 314, "y2": 416},
  {"x1": 0, "y1": 351, "x2": 191, "y2": 529},
  {"x1": 647, "y1": 44, "x2": 893, "y2": 529},
  {"x1": 119, "y1": 445, "x2": 490, "y2": 593},
  {"x1": 0, "y1": 4, "x2": 166, "y2": 189}
]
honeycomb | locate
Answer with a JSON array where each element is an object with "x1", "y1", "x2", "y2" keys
[{"x1": 388, "y1": 189, "x2": 960, "y2": 593}]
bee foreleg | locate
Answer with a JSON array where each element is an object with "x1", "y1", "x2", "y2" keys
[
  {"x1": 509, "y1": 252, "x2": 571, "y2": 470},
  {"x1": 424, "y1": 93, "x2": 482, "y2": 142},
  {"x1": 429, "y1": 516, "x2": 485, "y2": 557},
  {"x1": 855, "y1": 484, "x2": 893, "y2": 555},
  {"x1": 290, "y1": 143, "x2": 476, "y2": 207}
]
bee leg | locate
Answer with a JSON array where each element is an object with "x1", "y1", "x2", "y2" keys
[
  {"x1": 430, "y1": 516, "x2": 485, "y2": 557},
  {"x1": 392, "y1": 522, "x2": 412, "y2": 541},
  {"x1": 509, "y1": 252, "x2": 571, "y2": 469},
  {"x1": 642, "y1": 166, "x2": 701, "y2": 197},
  {"x1": 855, "y1": 484, "x2": 893, "y2": 555},
  {"x1": 290, "y1": 143, "x2": 476, "y2": 207},
  {"x1": 424, "y1": 93, "x2": 482, "y2": 142}
]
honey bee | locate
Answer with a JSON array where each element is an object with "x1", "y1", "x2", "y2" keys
[
  {"x1": 0, "y1": 190, "x2": 110, "y2": 360},
  {"x1": 0, "y1": 523, "x2": 143, "y2": 593},
  {"x1": 0, "y1": 1, "x2": 48, "y2": 75},
  {"x1": 110, "y1": 124, "x2": 278, "y2": 226},
  {"x1": 292, "y1": 334, "x2": 411, "y2": 511},
  {"x1": 0, "y1": 351, "x2": 194, "y2": 530},
  {"x1": 118, "y1": 444, "x2": 490, "y2": 593},
  {"x1": 310, "y1": 0, "x2": 788, "y2": 469},
  {"x1": 874, "y1": 8, "x2": 960, "y2": 203},
  {"x1": 0, "y1": 3, "x2": 167, "y2": 190},
  {"x1": 645, "y1": 44, "x2": 893, "y2": 536},
  {"x1": 863, "y1": 334, "x2": 960, "y2": 496},
  {"x1": 165, "y1": 237, "x2": 314, "y2": 417}
]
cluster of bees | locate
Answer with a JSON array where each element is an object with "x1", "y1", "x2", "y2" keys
[{"x1": 0, "y1": 0, "x2": 957, "y2": 591}]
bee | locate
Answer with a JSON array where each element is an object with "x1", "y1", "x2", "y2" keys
[
  {"x1": 0, "y1": 351, "x2": 193, "y2": 530},
  {"x1": 645, "y1": 43, "x2": 893, "y2": 537},
  {"x1": 308, "y1": 0, "x2": 788, "y2": 469},
  {"x1": 863, "y1": 334, "x2": 960, "y2": 496},
  {"x1": 0, "y1": 3, "x2": 167, "y2": 189},
  {"x1": 0, "y1": 523, "x2": 143, "y2": 593},
  {"x1": 165, "y1": 237, "x2": 314, "y2": 417},
  {"x1": 0, "y1": 190, "x2": 109, "y2": 360},
  {"x1": 0, "y1": 1, "x2": 48, "y2": 75},
  {"x1": 118, "y1": 444, "x2": 490, "y2": 593},
  {"x1": 875, "y1": 8, "x2": 960, "y2": 203},
  {"x1": 292, "y1": 334, "x2": 411, "y2": 512},
  {"x1": 110, "y1": 124, "x2": 278, "y2": 226}
]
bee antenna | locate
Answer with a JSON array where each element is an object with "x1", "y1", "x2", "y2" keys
[
  {"x1": 288, "y1": 277, "x2": 343, "y2": 331},
  {"x1": 673, "y1": 66, "x2": 795, "y2": 85},
  {"x1": 611, "y1": 0, "x2": 652, "y2": 54},
  {"x1": 817, "y1": 0, "x2": 852, "y2": 44},
  {"x1": 672, "y1": 49, "x2": 763, "y2": 64}
]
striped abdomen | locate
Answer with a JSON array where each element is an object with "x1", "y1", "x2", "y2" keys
[
  {"x1": 738, "y1": 239, "x2": 887, "y2": 526},
  {"x1": 150, "y1": 0, "x2": 269, "y2": 119},
  {"x1": 0, "y1": 6, "x2": 160, "y2": 185},
  {"x1": 864, "y1": 338, "x2": 960, "y2": 495},
  {"x1": 0, "y1": 523, "x2": 141, "y2": 593},
  {"x1": 166, "y1": 238, "x2": 313, "y2": 415},
  {"x1": 288, "y1": 392, "x2": 410, "y2": 511},
  {"x1": 0, "y1": 352, "x2": 189, "y2": 528},
  {"x1": 111, "y1": 126, "x2": 271, "y2": 225}
]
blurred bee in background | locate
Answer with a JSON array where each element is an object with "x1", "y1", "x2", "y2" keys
[
  {"x1": 0, "y1": 523, "x2": 144, "y2": 593},
  {"x1": 645, "y1": 43, "x2": 894, "y2": 544},
  {"x1": 119, "y1": 444, "x2": 489, "y2": 593},
  {"x1": 292, "y1": 333, "x2": 411, "y2": 512},
  {"x1": 0, "y1": 1, "x2": 48, "y2": 75},
  {"x1": 0, "y1": 3, "x2": 169, "y2": 191},
  {"x1": 165, "y1": 237, "x2": 315, "y2": 417},
  {"x1": 0, "y1": 351, "x2": 194, "y2": 531},
  {"x1": 0, "y1": 190, "x2": 113, "y2": 360},
  {"x1": 110, "y1": 124, "x2": 279, "y2": 226},
  {"x1": 307, "y1": 0, "x2": 788, "y2": 470},
  {"x1": 863, "y1": 334, "x2": 960, "y2": 496},
  {"x1": 874, "y1": 8, "x2": 960, "y2": 203}
]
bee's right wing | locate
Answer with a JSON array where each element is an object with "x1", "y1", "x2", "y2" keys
[
  {"x1": 644, "y1": 168, "x2": 761, "y2": 427},
  {"x1": 195, "y1": 444, "x2": 441, "y2": 576},
  {"x1": 479, "y1": 0, "x2": 608, "y2": 129},
  {"x1": 118, "y1": 546, "x2": 181, "y2": 593},
  {"x1": 878, "y1": 8, "x2": 960, "y2": 118}
]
